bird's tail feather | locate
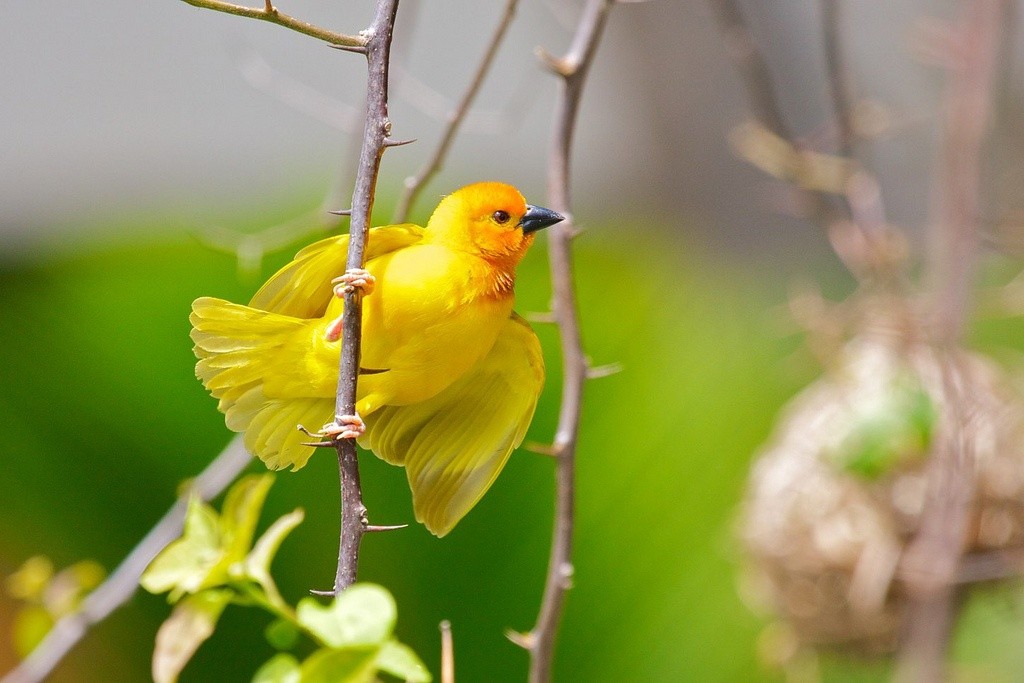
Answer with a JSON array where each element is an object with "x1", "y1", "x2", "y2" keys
[{"x1": 190, "y1": 297, "x2": 333, "y2": 470}]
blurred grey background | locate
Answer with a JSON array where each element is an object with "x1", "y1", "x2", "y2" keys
[{"x1": 1, "y1": 1, "x2": 960, "y2": 257}]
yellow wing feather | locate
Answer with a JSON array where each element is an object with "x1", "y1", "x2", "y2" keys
[
  {"x1": 360, "y1": 313, "x2": 544, "y2": 536},
  {"x1": 191, "y1": 297, "x2": 335, "y2": 470},
  {"x1": 250, "y1": 224, "x2": 423, "y2": 317}
]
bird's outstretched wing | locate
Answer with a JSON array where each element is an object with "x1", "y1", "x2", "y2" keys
[
  {"x1": 360, "y1": 313, "x2": 545, "y2": 536},
  {"x1": 249, "y1": 224, "x2": 424, "y2": 317}
]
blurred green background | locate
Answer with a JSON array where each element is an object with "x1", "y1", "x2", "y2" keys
[
  {"x1": 5, "y1": 200, "x2": 1024, "y2": 681},
  {"x1": 6, "y1": 0, "x2": 1024, "y2": 681},
  {"x1": 0, "y1": 200, "x2": 810, "y2": 681}
]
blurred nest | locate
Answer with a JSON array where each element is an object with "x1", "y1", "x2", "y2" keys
[{"x1": 740, "y1": 331, "x2": 1024, "y2": 656}]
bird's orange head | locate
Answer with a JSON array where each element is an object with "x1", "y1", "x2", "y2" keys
[{"x1": 425, "y1": 182, "x2": 563, "y2": 266}]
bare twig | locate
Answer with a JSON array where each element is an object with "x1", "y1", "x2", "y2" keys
[
  {"x1": 440, "y1": 620, "x2": 454, "y2": 683},
  {"x1": 328, "y1": 0, "x2": 402, "y2": 596},
  {"x1": 181, "y1": 0, "x2": 366, "y2": 48},
  {"x1": 708, "y1": 0, "x2": 793, "y2": 141},
  {"x1": 516, "y1": 1, "x2": 613, "y2": 681},
  {"x1": 391, "y1": 0, "x2": 519, "y2": 222},
  {"x1": 1, "y1": 438, "x2": 252, "y2": 683},
  {"x1": 709, "y1": 0, "x2": 845, "y2": 229},
  {"x1": 896, "y1": 1, "x2": 1006, "y2": 680},
  {"x1": 821, "y1": 0, "x2": 854, "y2": 157}
]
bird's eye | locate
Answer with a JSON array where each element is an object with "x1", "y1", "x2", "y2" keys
[{"x1": 492, "y1": 210, "x2": 511, "y2": 225}]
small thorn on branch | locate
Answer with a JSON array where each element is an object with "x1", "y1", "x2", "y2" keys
[
  {"x1": 263, "y1": 0, "x2": 274, "y2": 14},
  {"x1": 534, "y1": 46, "x2": 574, "y2": 77},
  {"x1": 365, "y1": 523, "x2": 408, "y2": 533},
  {"x1": 300, "y1": 441, "x2": 338, "y2": 448},
  {"x1": 586, "y1": 361, "x2": 623, "y2": 379},
  {"x1": 309, "y1": 588, "x2": 336, "y2": 597},
  {"x1": 383, "y1": 136, "x2": 417, "y2": 148},
  {"x1": 505, "y1": 628, "x2": 536, "y2": 650},
  {"x1": 328, "y1": 208, "x2": 352, "y2": 216},
  {"x1": 329, "y1": 43, "x2": 368, "y2": 54},
  {"x1": 524, "y1": 310, "x2": 557, "y2": 324},
  {"x1": 524, "y1": 441, "x2": 564, "y2": 457}
]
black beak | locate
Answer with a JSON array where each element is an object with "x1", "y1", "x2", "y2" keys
[{"x1": 519, "y1": 204, "x2": 564, "y2": 233}]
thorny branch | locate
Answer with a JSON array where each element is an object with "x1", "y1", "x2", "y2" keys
[
  {"x1": 0, "y1": 438, "x2": 252, "y2": 683},
  {"x1": 182, "y1": 0, "x2": 366, "y2": 48},
  {"x1": 896, "y1": 1, "x2": 1006, "y2": 680},
  {"x1": 510, "y1": 1, "x2": 613, "y2": 681},
  {"x1": 392, "y1": 0, "x2": 520, "y2": 223},
  {"x1": 328, "y1": 0, "x2": 402, "y2": 596}
]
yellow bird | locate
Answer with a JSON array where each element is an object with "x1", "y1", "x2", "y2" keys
[{"x1": 190, "y1": 182, "x2": 563, "y2": 536}]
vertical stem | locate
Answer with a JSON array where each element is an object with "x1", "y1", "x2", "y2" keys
[
  {"x1": 331, "y1": 0, "x2": 401, "y2": 595},
  {"x1": 526, "y1": 2, "x2": 612, "y2": 681},
  {"x1": 927, "y1": 0, "x2": 1004, "y2": 347},
  {"x1": 821, "y1": 0, "x2": 854, "y2": 157},
  {"x1": 897, "y1": 0, "x2": 1005, "y2": 679}
]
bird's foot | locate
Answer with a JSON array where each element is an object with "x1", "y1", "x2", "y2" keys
[
  {"x1": 332, "y1": 268, "x2": 376, "y2": 298},
  {"x1": 324, "y1": 315, "x2": 344, "y2": 342},
  {"x1": 316, "y1": 414, "x2": 366, "y2": 441}
]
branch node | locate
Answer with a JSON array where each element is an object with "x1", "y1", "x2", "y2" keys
[{"x1": 556, "y1": 561, "x2": 575, "y2": 589}]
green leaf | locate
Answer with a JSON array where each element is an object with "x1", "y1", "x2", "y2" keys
[
  {"x1": 376, "y1": 640, "x2": 432, "y2": 682},
  {"x1": 141, "y1": 497, "x2": 224, "y2": 599},
  {"x1": 12, "y1": 606, "x2": 53, "y2": 658},
  {"x1": 299, "y1": 647, "x2": 378, "y2": 683},
  {"x1": 265, "y1": 618, "x2": 301, "y2": 651},
  {"x1": 297, "y1": 584, "x2": 397, "y2": 648},
  {"x1": 221, "y1": 474, "x2": 276, "y2": 562},
  {"x1": 245, "y1": 508, "x2": 305, "y2": 608},
  {"x1": 152, "y1": 589, "x2": 231, "y2": 683},
  {"x1": 5, "y1": 556, "x2": 54, "y2": 601},
  {"x1": 253, "y1": 653, "x2": 301, "y2": 683},
  {"x1": 832, "y1": 379, "x2": 937, "y2": 479}
]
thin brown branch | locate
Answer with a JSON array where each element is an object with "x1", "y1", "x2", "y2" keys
[
  {"x1": 181, "y1": 0, "x2": 366, "y2": 47},
  {"x1": 896, "y1": 1, "x2": 1006, "y2": 680},
  {"x1": 1, "y1": 438, "x2": 252, "y2": 683},
  {"x1": 522, "y1": 1, "x2": 612, "y2": 681},
  {"x1": 708, "y1": 0, "x2": 793, "y2": 141},
  {"x1": 821, "y1": 0, "x2": 854, "y2": 157},
  {"x1": 329, "y1": 0, "x2": 401, "y2": 596},
  {"x1": 391, "y1": 0, "x2": 520, "y2": 223}
]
